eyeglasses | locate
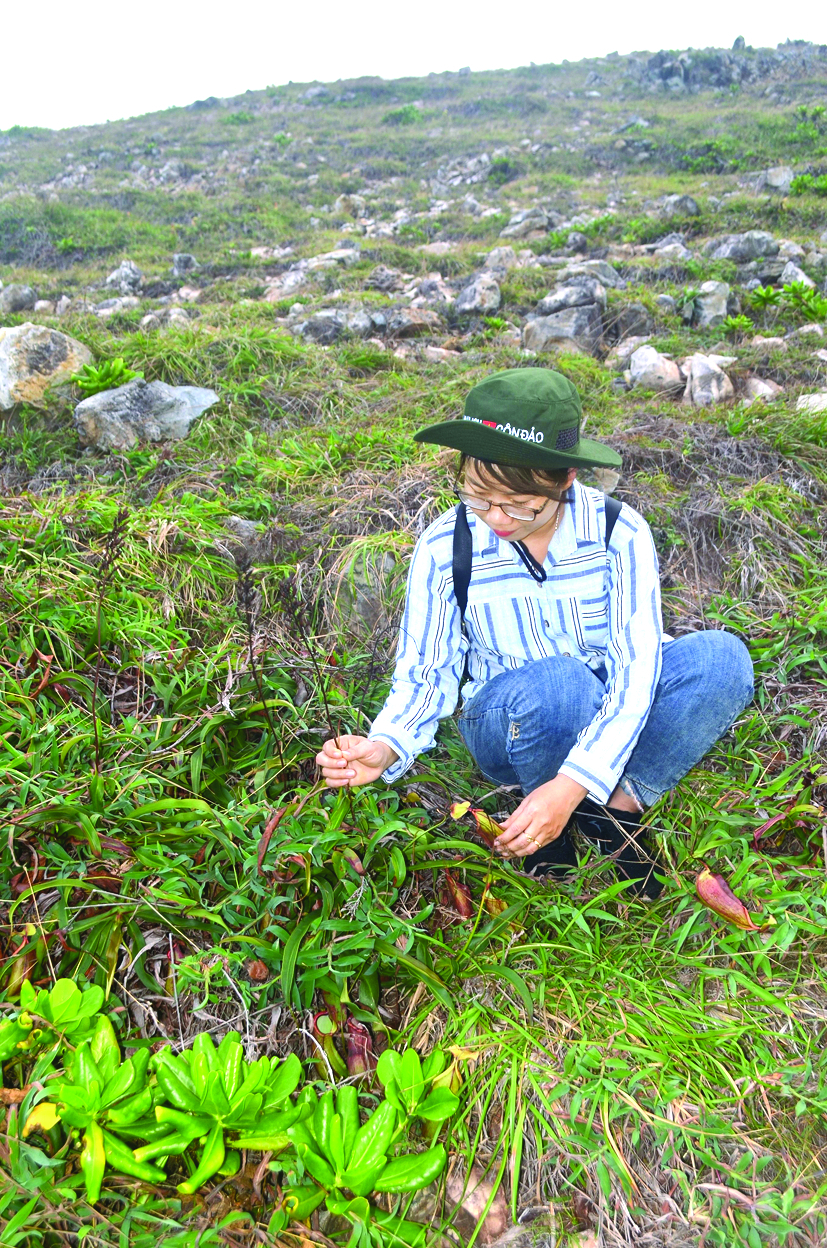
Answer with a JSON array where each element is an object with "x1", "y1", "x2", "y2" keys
[{"x1": 456, "y1": 488, "x2": 556, "y2": 523}]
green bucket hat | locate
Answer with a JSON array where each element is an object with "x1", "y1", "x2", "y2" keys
[{"x1": 414, "y1": 368, "x2": 621, "y2": 470}]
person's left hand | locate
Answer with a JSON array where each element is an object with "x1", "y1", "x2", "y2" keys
[{"x1": 494, "y1": 774, "x2": 588, "y2": 859}]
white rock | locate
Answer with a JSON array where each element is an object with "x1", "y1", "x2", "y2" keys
[
  {"x1": 629, "y1": 345, "x2": 684, "y2": 393},
  {"x1": 34, "y1": 300, "x2": 55, "y2": 314},
  {"x1": 653, "y1": 242, "x2": 692, "y2": 260},
  {"x1": 55, "y1": 295, "x2": 72, "y2": 316},
  {"x1": 0, "y1": 323, "x2": 92, "y2": 410},
  {"x1": 741, "y1": 376, "x2": 783, "y2": 405},
  {"x1": 105, "y1": 259, "x2": 142, "y2": 294},
  {"x1": 483, "y1": 246, "x2": 518, "y2": 272},
  {"x1": 556, "y1": 259, "x2": 625, "y2": 289},
  {"x1": 750, "y1": 336, "x2": 786, "y2": 349},
  {"x1": 74, "y1": 379, "x2": 218, "y2": 451},
  {"x1": 796, "y1": 392, "x2": 827, "y2": 414},
  {"x1": 605, "y1": 335, "x2": 650, "y2": 369},
  {"x1": 694, "y1": 281, "x2": 731, "y2": 329},
  {"x1": 780, "y1": 261, "x2": 815, "y2": 288},
  {"x1": 423, "y1": 346, "x2": 461, "y2": 362},
  {"x1": 785, "y1": 323, "x2": 823, "y2": 341},
  {"x1": 455, "y1": 272, "x2": 501, "y2": 314},
  {"x1": 778, "y1": 240, "x2": 806, "y2": 261},
  {"x1": 682, "y1": 353, "x2": 735, "y2": 408}
]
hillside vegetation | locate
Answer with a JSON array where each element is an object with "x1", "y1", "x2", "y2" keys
[{"x1": 0, "y1": 37, "x2": 827, "y2": 1248}]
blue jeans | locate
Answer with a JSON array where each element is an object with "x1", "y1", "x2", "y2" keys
[{"x1": 457, "y1": 631, "x2": 754, "y2": 807}]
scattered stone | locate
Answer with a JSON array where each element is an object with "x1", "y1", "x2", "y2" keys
[
  {"x1": 705, "y1": 231, "x2": 779, "y2": 263},
  {"x1": 537, "y1": 278, "x2": 607, "y2": 315},
  {"x1": 55, "y1": 295, "x2": 72, "y2": 316},
  {"x1": 0, "y1": 284, "x2": 36, "y2": 315},
  {"x1": 629, "y1": 345, "x2": 684, "y2": 393},
  {"x1": 757, "y1": 165, "x2": 794, "y2": 194},
  {"x1": 742, "y1": 376, "x2": 783, "y2": 405},
  {"x1": 693, "y1": 281, "x2": 733, "y2": 329},
  {"x1": 175, "y1": 286, "x2": 203, "y2": 303},
  {"x1": 605, "y1": 335, "x2": 650, "y2": 368},
  {"x1": 778, "y1": 240, "x2": 806, "y2": 261},
  {"x1": 412, "y1": 274, "x2": 453, "y2": 305},
  {"x1": 333, "y1": 193, "x2": 367, "y2": 219},
  {"x1": 418, "y1": 241, "x2": 456, "y2": 256},
  {"x1": 367, "y1": 265, "x2": 401, "y2": 292},
  {"x1": 682, "y1": 353, "x2": 735, "y2": 407},
  {"x1": 751, "y1": 335, "x2": 786, "y2": 349},
  {"x1": 306, "y1": 247, "x2": 361, "y2": 271},
  {"x1": 780, "y1": 261, "x2": 815, "y2": 287},
  {"x1": 264, "y1": 266, "x2": 309, "y2": 303},
  {"x1": 656, "y1": 294, "x2": 677, "y2": 314},
  {"x1": 74, "y1": 379, "x2": 218, "y2": 451},
  {"x1": 94, "y1": 296, "x2": 141, "y2": 320},
  {"x1": 785, "y1": 323, "x2": 823, "y2": 341},
  {"x1": 660, "y1": 193, "x2": 699, "y2": 217},
  {"x1": 423, "y1": 345, "x2": 461, "y2": 362},
  {"x1": 499, "y1": 207, "x2": 549, "y2": 239},
  {"x1": 796, "y1": 392, "x2": 827, "y2": 414},
  {"x1": 387, "y1": 308, "x2": 444, "y2": 338},
  {"x1": 556, "y1": 259, "x2": 626, "y2": 289},
  {"x1": 105, "y1": 259, "x2": 143, "y2": 294},
  {"x1": 172, "y1": 253, "x2": 199, "y2": 277},
  {"x1": 34, "y1": 300, "x2": 55, "y2": 315},
  {"x1": 522, "y1": 304, "x2": 603, "y2": 355},
  {"x1": 455, "y1": 272, "x2": 501, "y2": 314},
  {"x1": 331, "y1": 544, "x2": 399, "y2": 636},
  {"x1": 653, "y1": 241, "x2": 692, "y2": 261},
  {"x1": 610, "y1": 301, "x2": 654, "y2": 340},
  {"x1": 483, "y1": 246, "x2": 519, "y2": 274},
  {"x1": 566, "y1": 230, "x2": 589, "y2": 253},
  {"x1": 0, "y1": 323, "x2": 92, "y2": 410},
  {"x1": 296, "y1": 310, "x2": 348, "y2": 344},
  {"x1": 140, "y1": 313, "x2": 162, "y2": 332}
]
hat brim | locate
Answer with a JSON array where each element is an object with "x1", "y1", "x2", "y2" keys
[{"x1": 413, "y1": 420, "x2": 622, "y2": 470}]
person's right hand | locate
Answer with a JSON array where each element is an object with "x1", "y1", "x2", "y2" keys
[{"x1": 315, "y1": 735, "x2": 398, "y2": 788}]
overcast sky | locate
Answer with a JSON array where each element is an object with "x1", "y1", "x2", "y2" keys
[{"x1": 1, "y1": 0, "x2": 822, "y2": 132}]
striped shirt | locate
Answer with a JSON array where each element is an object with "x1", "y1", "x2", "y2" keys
[{"x1": 369, "y1": 480, "x2": 664, "y2": 804}]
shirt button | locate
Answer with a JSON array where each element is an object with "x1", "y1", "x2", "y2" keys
[{"x1": 562, "y1": 650, "x2": 571, "y2": 657}]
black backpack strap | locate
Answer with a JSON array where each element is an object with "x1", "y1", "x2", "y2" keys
[
  {"x1": 604, "y1": 494, "x2": 621, "y2": 549},
  {"x1": 452, "y1": 502, "x2": 473, "y2": 624}
]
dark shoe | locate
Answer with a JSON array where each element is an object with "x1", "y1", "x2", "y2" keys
[
  {"x1": 574, "y1": 799, "x2": 663, "y2": 899},
  {"x1": 522, "y1": 819, "x2": 579, "y2": 879}
]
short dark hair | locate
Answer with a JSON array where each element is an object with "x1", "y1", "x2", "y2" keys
[{"x1": 457, "y1": 454, "x2": 572, "y2": 500}]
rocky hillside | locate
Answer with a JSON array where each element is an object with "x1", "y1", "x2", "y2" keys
[{"x1": 1, "y1": 38, "x2": 827, "y2": 1248}]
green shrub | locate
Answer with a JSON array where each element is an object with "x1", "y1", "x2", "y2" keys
[
  {"x1": 225, "y1": 111, "x2": 255, "y2": 126},
  {"x1": 71, "y1": 358, "x2": 144, "y2": 397},
  {"x1": 382, "y1": 104, "x2": 421, "y2": 126},
  {"x1": 790, "y1": 173, "x2": 827, "y2": 196}
]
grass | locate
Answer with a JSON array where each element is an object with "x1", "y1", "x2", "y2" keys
[{"x1": 1, "y1": 36, "x2": 827, "y2": 1248}]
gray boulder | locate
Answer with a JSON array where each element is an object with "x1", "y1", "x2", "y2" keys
[
  {"x1": 611, "y1": 302, "x2": 654, "y2": 340},
  {"x1": 656, "y1": 294, "x2": 677, "y2": 314},
  {"x1": 653, "y1": 241, "x2": 692, "y2": 261},
  {"x1": 683, "y1": 354, "x2": 735, "y2": 407},
  {"x1": 455, "y1": 272, "x2": 501, "y2": 314},
  {"x1": 387, "y1": 308, "x2": 444, "y2": 338},
  {"x1": 483, "y1": 246, "x2": 518, "y2": 274},
  {"x1": 757, "y1": 166, "x2": 794, "y2": 194},
  {"x1": 693, "y1": 281, "x2": 733, "y2": 329},
  {"x1": 556, "y1": 259, "x2": 626, "y2": 289},
  {"x1": 106, "y1": 259, "x2": 143, "y2": 294},
  {"x1": 298, "y1": 310, "x2": 348, "y2": 344},
  {"x1": 172, "y1": 253, "x2": 199, "y2": 277},
  {"x1": 499, "y1": 207, "x2": 548, "y2": 239},
  {"x1": 537, "y1": 278, "x2": 607, "y2": 315},
  {"x1": 74, "y1": 378, "x2": 218, "y2": 451},
  {"x1": 0, "y1": 284, "x2": 36, "y2": 315},
  {"x1": 629, "y1": 345, "x2": 684, "y2": 393},
  {"x1": 331, "y1": 544, "x2": 399, "y2": 637},
  {"x1": 780, "y1": 261, "x2": 815, "y2": 288},
  {"x1": 705, "y1": 232, "x2": 779, "y2": 263},
  {"x1": 0, "y1": 323, "x2": 92, "y2": 410},
  {"x1": 660, "y1": 194, "x2": 699, "y2": 217},
  {"x1": 522, "y1": 304, "x2": 603, "y2": 355},
  {"x1": 367, "y1": 264, "x2": 401, "y2": 292}
]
